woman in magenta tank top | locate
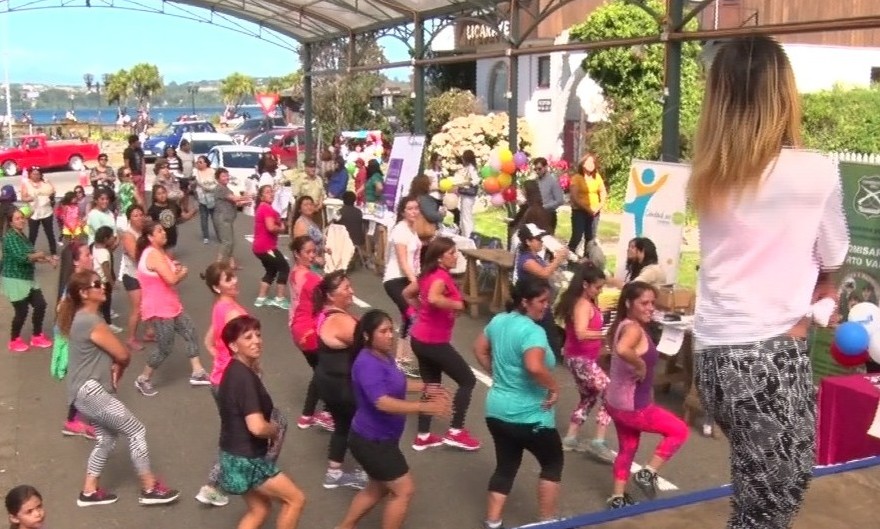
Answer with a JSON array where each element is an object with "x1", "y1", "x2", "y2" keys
[
  {"x1": 402, "y1": 237, "x2": 480, "y2": 452},
  {"x1": 604, "y1": 282, "x2": 688, "y2": 509},
  {"x1": 195, "y1": 260, "x2": 248, "y2": 507},
  {"x1": 554, "y1": 263, "x2": 615, "y2": 463},
  {"x1": 132, "y1": 222, "x2": 209, "y2": 397}
]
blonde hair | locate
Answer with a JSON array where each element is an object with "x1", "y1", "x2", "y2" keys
[{"x1": 689, "y1": 37, "x2": 801, "y2": 212}]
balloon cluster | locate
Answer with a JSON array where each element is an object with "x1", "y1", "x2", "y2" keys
[
  {"x1": 832, "y1": 302, "x2": 880, "y2": 366},
  {"x1": 441, "y1": 147, "x2": 530, "y2": 208}
]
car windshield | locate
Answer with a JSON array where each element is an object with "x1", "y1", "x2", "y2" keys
[
  {"x1": 221, "y1": 151, "x2": 262, "y2": 169},
  {"x1": 248, "y1": 132, "x2": 283, "y2": 148},
  {"x1": 191, "y1": 140, "x2": 233, "y2": 155},
  {"x1": 156, "y1": 126, "x2": 175, "y2": 136}
]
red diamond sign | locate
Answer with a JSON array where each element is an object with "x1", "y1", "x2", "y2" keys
[{"x1": 257, "y1": 93, "x2": 279, "y2": 115}]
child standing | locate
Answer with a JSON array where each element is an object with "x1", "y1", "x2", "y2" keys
[
  {"x1": 91, "y1": 226, "x2": 122, "y2": 334},
  {"x1": 5, "y1": 485, "x2": 45, "y2": 529},
  {"x1": 59, "y1": 191, "x2": 86, "y2": 244},
  {"x1": 605, "y1": 281, "x2": 688, "y2": 508},
  {"x1": 115, "y1": 166, "x2": 142, "y2": 226},
  {"x1": 554, "y1": 263, "x2": 616, "y2": 463}
]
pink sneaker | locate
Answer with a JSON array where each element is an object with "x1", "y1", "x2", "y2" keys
[
  {"x1": 315, "y1": 411, "x2": 335, "y2": 432},
  {"x1": 30, "y1": 334, "x2": 53, "y2": 349},
  {"x1": 63, "y1": 420, "x2": 97, "y2": 440},
  {"x1": 7, "y1": 338, "x2": 28, "y2": 353},
  {"x1": 443, "y1": 429, "x2": 481, "y2": 451},
  {"x1": 296, "y1": 415, "x2": 315, "y2": 429},
  {"x1": 411, "y1": 433, "x2": 444, "y2": 451}
]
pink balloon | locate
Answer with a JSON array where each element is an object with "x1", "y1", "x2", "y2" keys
[
  {"x1": 558, "y1": 173, "x2": 571, "y2": 191},
  {"x1": 490, "y1": 193, "x2": 505, "y2": 207},
  {"x1": 513, "y1": 151, "x2": 528, "y2": 167}
]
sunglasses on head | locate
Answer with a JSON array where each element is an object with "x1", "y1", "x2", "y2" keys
[{"x1": 84, "y1": 279, "x2": 103, "y2": 290}]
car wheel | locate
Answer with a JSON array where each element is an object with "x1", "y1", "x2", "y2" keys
[
  {"x1": 1, "y1": 160, "x2": 18, "y2": 177},
  {"x1": 68, "y1": 155, "x2": 85, "y2": 172}
]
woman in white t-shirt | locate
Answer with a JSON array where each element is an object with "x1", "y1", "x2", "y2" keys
[
  {"x1": 20, "y1": 167, "x2": 57, "y2": 256},
  {"x1": 689, "y1": 37, "x2": 848, "y2": 529},
  {"x1": 382, "y1": 196, "x2": 423, "y2": 378}
]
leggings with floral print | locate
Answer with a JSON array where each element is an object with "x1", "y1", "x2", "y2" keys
[{"x1": 565, "y1": 356, "x2": 611, "y2": 427}]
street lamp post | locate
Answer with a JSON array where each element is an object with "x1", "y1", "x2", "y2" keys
[
  {"x1": 69, "y1": 93, "x2": 75, "y2": 112},
  {"x1": 187, "y1": 84, "x2": 198, "y2": 115}
]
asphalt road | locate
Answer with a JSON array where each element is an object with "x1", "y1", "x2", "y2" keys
[{"x1": 0, "y1": 182, "x2": 731, "y2": 529}]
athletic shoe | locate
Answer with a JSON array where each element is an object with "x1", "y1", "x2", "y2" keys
[
  {"x1": 189, "y1": 372, "x2": 211, "y2": 386},
  {"x1": 195, "y1": 485, "x2": 229, "y2": 507},
  {"x1": 139, "y1": 481, "x2": 180, "y2": 505},
  {"x1": 77, "y1": 488, "x2": 119, "y2": 507},
  {"x1": 315, "y1": 411, "x2": 335, "y2": 432},
  {"x1": 135, "y1": 376, "x2": 158, "y2": 397},
  {"x1": 443, "y1": 429, "x2": 481, "y2": 451},
  {"x1": 7, "y1": 338, "x2": 28, "y2": 353},
  {"x1": 296, "y1": 415, "x2": 316, "y2": 429},
  {"x1": 633, "y1": 468, "x2": 659, "y2": 499},
  {"x1": 127, "y1": 339, "x2": 145, "y2": 351},
  {"x1": 323, "y1": 471, "x2": 367, "y2": 490},
  {"x1": 254, "y1": 297, "x2": 267, "y2": 308},
  {"x1": 606, "y1": 493, "x2": 638, "y2": 509},
  {"x1": 396, "y1": 360, "x2": 420, "y2": 379},
  {"x1": 110, "y1": 310, "x2": 120, "y2": 320},
  {"x1": 30, "y1": 334, "x2": 53, "y2": 349},
  {"x1": 108, "y1": 324, "x2": 124, "y2": 334},
  {"x1": 587, "y1": 439, "x2": 616, "y2": 464},
  {"x1": 62, "y1": 420, "x2": 97, "y2": 440},
  {"x1": 561, "y1": 436, "x2": 587, "y2": 452},
  {"x1": 203, "y1": 238, "x2": 209, "y2": 245},
  {"x1": 483, "y1": 522, "x2": 507, "y2": 529},
  {"x1": 269, "y1": 297, "x2": 290, "y2": 310},
  {"x1": 411, "y1": 433, "x2": 444, "y2": 451}
]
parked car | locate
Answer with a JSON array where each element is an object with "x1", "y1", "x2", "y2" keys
[
  {"x1": 206, "y1": 145, "x2": 267, "y2": 196},
  {"x1": 0, "y1": 134, "x2": 100, "y2": 176},
  {"x1": 247, "y1": 128, "x2": 305, "y2": 168},
  {"x1": 143, "y1": 120, "x2": 216, "y2": 159},
  {"x1": 178, "y1": 132, "x2": 235, "y2": 156},
  {"x1": 230, "y1": 117, "x2": 289, "y2": 144}
]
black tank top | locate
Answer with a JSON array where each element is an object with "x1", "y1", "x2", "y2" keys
[{"x1": 316, "y1": 308, "x2": 358, "y2": 378}]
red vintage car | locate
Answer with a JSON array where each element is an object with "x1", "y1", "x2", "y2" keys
[
  {"x1": 246, "y1": 127, "x2": 305, "y2": 168},
  {"x1": 0, "y1": 134, "x2": 101, "y2": 176}
]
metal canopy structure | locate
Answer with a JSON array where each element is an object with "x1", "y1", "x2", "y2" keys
[{"x1": 4, "y1": 0, "x2": 880, "y2": 159}]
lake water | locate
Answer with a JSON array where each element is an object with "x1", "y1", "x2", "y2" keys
[{"x1": 6, "y1": 106, "x2": 229, "y2": 125}]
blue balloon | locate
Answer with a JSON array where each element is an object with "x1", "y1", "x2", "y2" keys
[{"x1": 834, "y1": 322, "x2": 870, "y2": 355}]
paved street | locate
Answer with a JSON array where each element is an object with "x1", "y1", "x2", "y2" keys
[{"x1": 0, "y1": 176, "x2": 730, "y2": 529}]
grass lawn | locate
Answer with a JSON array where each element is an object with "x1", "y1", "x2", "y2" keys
[{"x1": 473, "y1": 208, "x2": 699, "y2": 289}]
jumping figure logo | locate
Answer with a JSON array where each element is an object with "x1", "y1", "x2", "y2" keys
[
  {"x1": 623, "y1": 166, "x2": 669, "y2": 236},
  {"x1": 854, "y1": 174, "x2": 880, "y2": 220}
]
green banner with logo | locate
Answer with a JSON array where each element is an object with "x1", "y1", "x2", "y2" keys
[{"x1": 812, "y1": 162, "x2": 880, "y2": 381}]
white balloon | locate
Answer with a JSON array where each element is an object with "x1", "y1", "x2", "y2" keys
[
  {"x1": 848, "y1": 302, "x2": 880, "y2": 336},
  {"x1": 869, "y1": 331, "x2": 880, "y2": 364},
  {"x1": 442, "y1": 193, "x2": 459, "y2": 210}
]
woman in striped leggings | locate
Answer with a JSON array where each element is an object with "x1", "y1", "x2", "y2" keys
[{"x1": 59, "y1": 270, "x2": 179, "y2": 507}]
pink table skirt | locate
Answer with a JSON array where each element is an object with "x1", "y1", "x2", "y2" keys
[{"x1": 817, "y1": 374, "x2": 880, "y2": 465}]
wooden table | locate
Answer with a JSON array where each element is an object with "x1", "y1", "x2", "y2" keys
[
  {"x1": 460, "y1": 248, "x2": 514, "y2": 317},
  {"x1": 363, "y1": 221, "x2": 388, "y2": 276}
]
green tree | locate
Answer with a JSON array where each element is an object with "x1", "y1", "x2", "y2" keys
[
  {"x1": 220, "y1": 72, "x2": 257, "y2": 111},
  {"x1": 264, "y1": 71, "x2": 303, "y2": 94},
  {"x1": 396, "y1": 88, "x2": 484, "y2": 138},
  {"x1": 304, "y1": 36, "x2": 389, "y2": 145},
  {"x1": 569, "y1": 0, "x2": 702, "y2": 203},
  {"x1": 128, "y1": 63, "x2": 163, "y2": 109},
  {"x1": 801, "y1": 86, "x2": 880, "y2": 153},
  {"x1": 104, "y1": 69, "x2": 132, "y2": 113}
]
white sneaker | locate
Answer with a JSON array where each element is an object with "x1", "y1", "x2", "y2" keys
[{"x1": 109, "y1": 324, "x2": 124, "y2": 334}]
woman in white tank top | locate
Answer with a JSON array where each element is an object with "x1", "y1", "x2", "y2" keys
[{"x1": 118, "y1": 205, "x2": 150, "y2": 350}]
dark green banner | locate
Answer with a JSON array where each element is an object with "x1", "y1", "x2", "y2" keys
[{"x1": 812, "y1": 162, "x2": 880, "y2": 381}]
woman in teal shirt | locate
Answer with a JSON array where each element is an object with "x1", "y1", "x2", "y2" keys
[
  {"x1": 364, "y1": 160, "x2": 384, "y2": 204},
  {"x1": 473, "y1": 276, "x2": 563, "y2": 529}
]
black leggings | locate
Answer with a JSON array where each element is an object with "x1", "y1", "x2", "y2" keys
[
  {"x1": 11, "y1": 288, "x2": 47, "y2": 340},
  {"x1": 383, "y1": 277, "x2": 412, "y2": 338},
  {"x1": 315, "y1": 371, "x2": 355, "y2": 464},
  {"x1": 28, "y1": 216, "x2": 57, "y2": 255},
  {"x1": 100, "y1": 283, "x2": 113, "y2": 324},
  {"x1": 302, "y1": 352, "x2": 321, "y2": 417},
  {"x1": 255, "y1": 249, "x2": 289, "y2": 285},
  {"x1": 486, "y1": 417, "x2": 564, "y2": 495},
  {"x1": 411, "y1": 338, "x2": 476, "y2": 433}
]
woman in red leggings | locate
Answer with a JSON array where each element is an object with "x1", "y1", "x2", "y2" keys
[{"x1": 604, "y1": 281, "x2": 688, "y2": 508}]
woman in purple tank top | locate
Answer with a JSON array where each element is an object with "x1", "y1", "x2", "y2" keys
[
  {"x1": 604, "y1": 282, "x2": 688, "y2": 509},
  {"x1": 554, "y1": 263, "x2": 615, "y2": 463}
]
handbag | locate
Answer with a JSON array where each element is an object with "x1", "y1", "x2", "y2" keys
[{"x1": 413, "y1": 213, "x2": 437, "y2": 241}]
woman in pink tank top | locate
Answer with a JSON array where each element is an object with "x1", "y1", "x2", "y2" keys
[
  {"x1": 133, "y1": 222, "x2": 210, "y2": 397},
  {"x1": 604, "y1": 282, "x2": 688, "y2": 509},
  {"x1": 194, "y1": 260, "x2": 248, "y2": 507},
  {"x1": 554, "y1": 263, "x2": 615, "y2": 462},
  {"x1": 402, "y1": 237, "x2": 480, "y2": 452}
]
